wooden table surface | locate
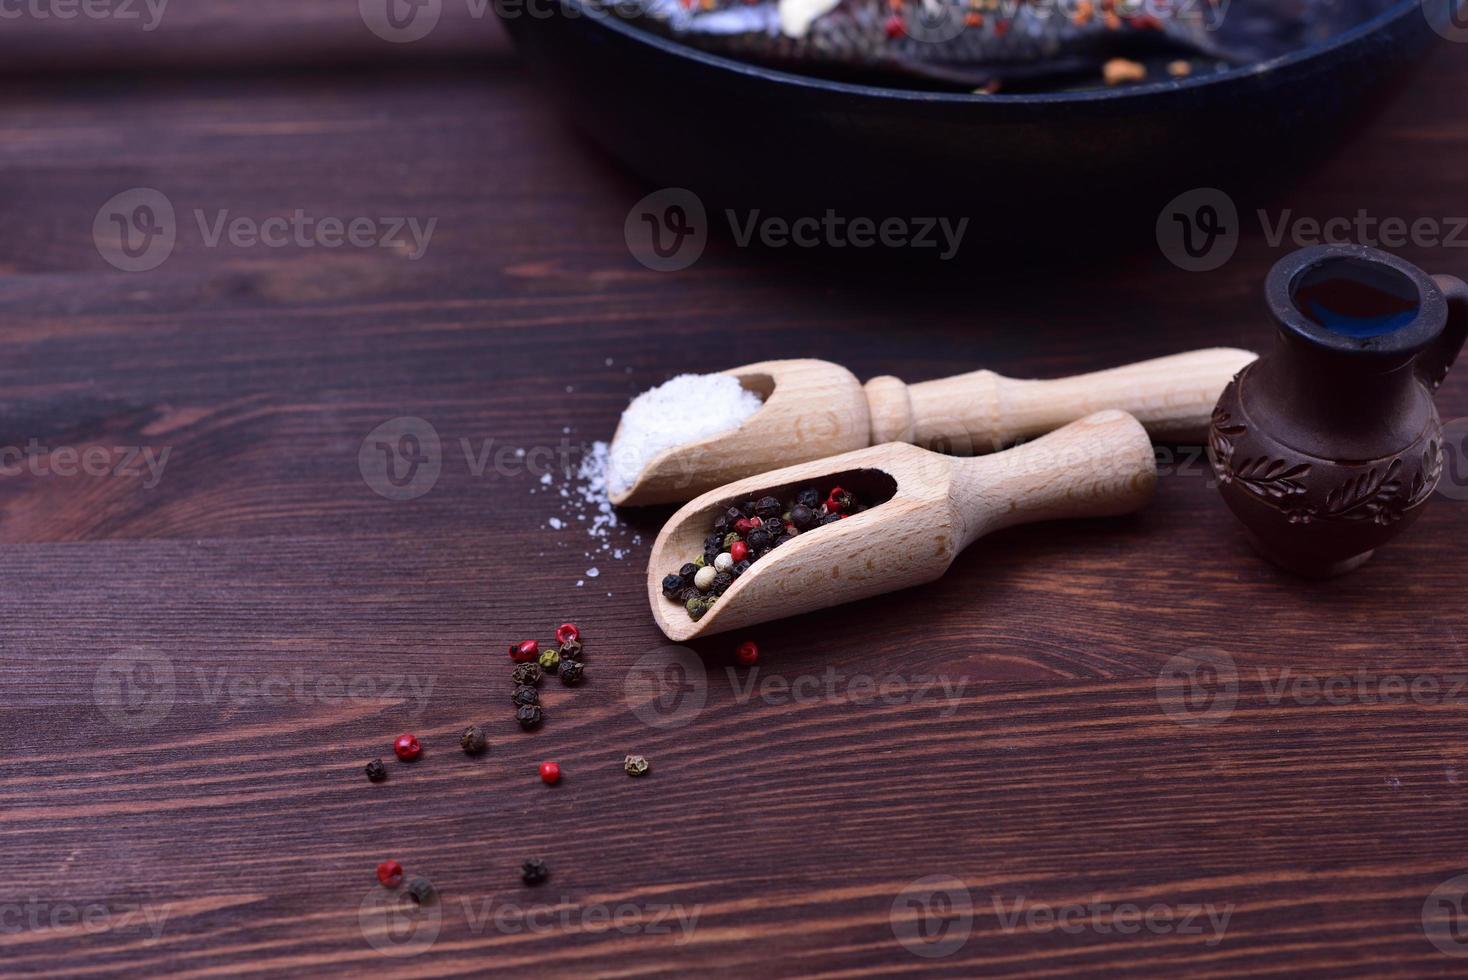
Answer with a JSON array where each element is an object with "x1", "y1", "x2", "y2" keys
[{"x1": 4, "y1": 5, "x2": 1468, "y2": 976}]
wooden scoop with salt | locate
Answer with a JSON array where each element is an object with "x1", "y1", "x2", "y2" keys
[{"x1": 610, "y1": 348, "x2": 1253, "y2": 506}]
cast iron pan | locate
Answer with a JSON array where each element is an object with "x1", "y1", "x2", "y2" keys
[{"x1": 499, "y1": 1, "x2": 1438, "y2": 247}]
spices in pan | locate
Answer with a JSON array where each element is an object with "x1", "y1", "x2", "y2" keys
[{"x1": 365, "y1": 759, "x2": 388, "y2": 783}]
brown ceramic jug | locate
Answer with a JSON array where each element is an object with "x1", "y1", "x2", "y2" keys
[{"x1": 1209, "y1": 244, "x2": 1468, "y2": 576}]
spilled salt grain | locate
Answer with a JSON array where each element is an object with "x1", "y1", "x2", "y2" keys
[
  {"x1": 586, "y1": 567, "x2": 599, "y2": 578},
  {"x1": 606, "y1": 374, "x2": 763, "y2": 497}
]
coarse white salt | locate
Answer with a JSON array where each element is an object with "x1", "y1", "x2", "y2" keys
[
  {"x1": 586, "y1": 567, "x2": 599, "y2": 578},
  {"x1": 606, "y1": 373, "x2": 763, "y2": 497}
]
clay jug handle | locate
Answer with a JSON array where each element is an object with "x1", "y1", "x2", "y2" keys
[{"x1": 1423, "y1": 274, "x2": 1468, "y2": 391}]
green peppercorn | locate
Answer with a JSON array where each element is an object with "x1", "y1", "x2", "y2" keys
[
  {"x1": 512, "y1": 662, "x2": 542, "y2": 686},
  {"x1": 723, "y1": 531, "x2": 740, "y2": 549},
  {"x1": 513, "y1": 684, "x2": 540, "y2": 707},
  {"x1": 685, "y1": 597, "x2": 711, "y2": 621},
  {"x1": 624, "y1": 754, "x2": 650, "y2": 777},
  {"x1": 559, "y1": 660, "x2": 585, "y2": 686},
  {"x1": 365, "y1": 759, "x2": 387, "y2": 783},
  {"x1": 460, "y1": 725, "x2": 487, "y2": 756},
  {"x1": 537, "y1": 648, "x2": 560, "y2": 673},
  {"x1": 692, "y1": 554, "x2": 706, "y2": 569},
  {"x1": 521, "y1": 858, "x2": 549, "y2": 885},
  {"x1": 406, "y1": 876, "x2": 436, "y2": 905},
  {"x1": 516, "y1": 704, "x2": 543, "y2": 730}
]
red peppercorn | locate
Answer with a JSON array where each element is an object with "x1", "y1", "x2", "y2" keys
[
  {"x1": 736, "y1": 641, "x2": 758, "y2": 666},
  {"x1": 539, "y1": 761, "x2": 561, "y2": 785},
  {"x1": 825, "y1": 487, "x2": 848, "y2": 513},
  {"x1": 377, "y1": 860, "x2": 403, "y2": 887},
  {"x1": 730, "y1": 540, "x2": 749, "y2": 562},
  {"x1": 393, "y1": 733, "x2": 421, "y2": 761},
  {"x1": 555, "y1": 623, "x2": 580, "y2": 645},
  {"x1": 883, "y1": 13, "x2": 905, "y2": 38},
  {"x1": 734, "y1": 517, "x2": 756, "y2": 536},
  {"x1": 511, "y1": 640, "x2": 539, "y2": 663}
]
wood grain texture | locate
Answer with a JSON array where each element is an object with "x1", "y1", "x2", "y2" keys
[{"x1": 0, "y1": 23, "x2": 1467, "y2": 979}]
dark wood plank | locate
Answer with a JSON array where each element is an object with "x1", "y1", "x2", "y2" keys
[{"x1": 1, "y1": 31, "x2": 1467, "y2": 980}]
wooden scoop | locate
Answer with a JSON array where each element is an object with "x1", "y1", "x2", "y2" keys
[
  {"x1": 611, "y1": 348, "x2": 1253, "y2": 505},
  {"x1": 647, "y1": 409, "x2": 1155, "y2": 641}
]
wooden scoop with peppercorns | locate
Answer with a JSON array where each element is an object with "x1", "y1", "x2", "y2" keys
[
  {"x1": 611, "y1": 349, "x2": 1253, "y2": 507},
  {"x1": 647, "y1": 409, "x2": 1156, "y2": 641}
]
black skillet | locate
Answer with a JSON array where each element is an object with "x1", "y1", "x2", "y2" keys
[{"x1": 498, "y1": 1, "x2": 1445, "y2": 247}]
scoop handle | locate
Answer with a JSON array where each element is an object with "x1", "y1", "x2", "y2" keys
[
  {"x1": 953, "y1": 409, "x2": 1157, "y2": 547},
  {"x1": 864, "y1": 348, "x2": 1255, "y2": 451}
]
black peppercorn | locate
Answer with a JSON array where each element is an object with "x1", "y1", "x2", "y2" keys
[
  {"x1": 512, "y1": 684, "x2": 540, "y2": 706},
  {"x1": 365, "y1": 759, "x2": 387, "y2": 783},
  {"x1": 559, "y1": 636, "x2": 583, "y2": 659},
  {"x1": 662, "y1": 573, "x2": 684, "y2": 598},
  {"x1": 796, "y1": 486, "x2": 821, "y2": 509},
  {"x1": 516, "y1": 704, "x2": 543, "y2": 730},
  {"x1": 755, "y1": 495, "x2": 782, "y2": 518},
  {"x1": 406, "y1": 876, "x2": 435, "y2": 905},
  {"x1": 725, "y1": 506, "x2": 743, "y2": 524},
  {"x1": 763, "y1": 517, "x2": 785, "y2": 537},
  {"x1": 678, "y1": 586, "x2": 701, "y2": 603},
  {"x1": 460, "y1": 725, "x2": 487, "y2": 756},
  {"x1": 704, "y1": 533, "x2": 724, "y2": 551},
  {"x1": 789, "y1": 504, "x2": 815, "y2": 529},
  {"x1": 512, "y1": 662, "x2": 542, "y2": 686},
  {"x1": 559, "y1": 660, "x2": 585, "y2": 685},
  {"x1": 819, "y1": 513, "x2": 844, "y2": 526},
  {"x1": 712, "y1": 572, "x2": 733, "y2": 595},
  {"x1": 521, "y1": 858, "x2": 549, "y2": 885},
  {"x1": 732, "y1": 559, "x2": 751, "y2": 576},
  {"x1": 712, "y1": 515, "x2": 729, "y2": 535},
  {"x1": 739, "y1": 500, "x2": 757, "y2": 517},
  {"x1": 747, "y1": 528, "x2": 770, "y2": 550},
  {"x1": 679, "y1": 562, "x2": 698, "y2": 581}
]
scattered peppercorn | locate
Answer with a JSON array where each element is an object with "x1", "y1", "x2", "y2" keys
[
  {"x1": 460, "y1": 725, "x2": 487, "y2": 756},
  {"x1": 365, "y1": 758, "x2": 387, "y2": 783},
  {"x1": 539, "y1": 761, "x2": 561, "y2": 785},
  {"x1": 559, "y1": 660, "x2": 585, "y2": 685},
  {"x1": 736, "y1": 641, "x2": 759, "y2": 666},
  {"x1": 513, "y1": 684, "x2": 540, "y2": 707},
  {"x1": 512, "y1": 662, "x2": 543, "y2": 686},
  {"x1": 511, "y1": 639, "x2": 539, "y2": 663},
  {"x1": 559, "y1": 636, "x2": 584, "y2": 659},
  {"x1": 516, "y1": 704, "x2": 544, "y2": 730},
  {"x1": 538, "y1": 648, "x2": 561, "y2": 674},
  {"x1": 521, "y1": 858, "x2": 549, "y2": 885},
  {"x1": 377, "y1": 860, "x2": 404, "y2": 887},
  {"x1": 624, "y1": 754, "x2": 650, "y2": 777},
  {"x1": 406, "y1": 876, "x2": 435, "y2": 905},
  {"x1": 393, "y1": 734, "x2": 421, "y2": 762}
]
